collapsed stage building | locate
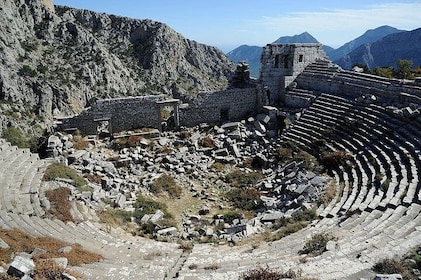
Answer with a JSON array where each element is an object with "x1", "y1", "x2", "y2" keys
[{"x1": 58, "y1": 43, "x2": 421, "y2": 136}]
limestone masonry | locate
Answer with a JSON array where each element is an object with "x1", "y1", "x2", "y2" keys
[{"x1": 59, "y1": 43, "x2": 421, "y2": 135}]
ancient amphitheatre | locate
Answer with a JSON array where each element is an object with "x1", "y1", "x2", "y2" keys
[
  {"x1": 1, "y1": 40, "x2": 421, "y2": 279},
  {"x1": 1, "y1": 1, "x2": 421, "y2": 280}
]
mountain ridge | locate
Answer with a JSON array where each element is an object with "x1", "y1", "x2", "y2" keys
[
  {"x1": 328, "y1": 25, "x2": 404, "y2": 61},
  {"x1": 335, "y1": 27, "x2": 421, "y2": 70}
]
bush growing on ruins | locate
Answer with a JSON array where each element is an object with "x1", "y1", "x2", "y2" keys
[
  {"x1": 299, "y1": 233, "x2": 336, "y2": 256},
  {"x1": 211, "y1": 162, "x2": 226, "y2": 172},
  {"x1": 18, "y1": 64, "x2": 37, "y2": 77},
  {"x1": 373, "y1": 258, "x2": 405, "y2": 275},
  {"x1": 112, "y1": 135, "x2": 147, "y2": 149},
  {"x1": 220, "y1": 211, "x2": 243, "y2": 224},
  {"x1": 240, "y1": 265, "x2": 299, "y2": 280},
  {"x1": 150, "y1": 174, "x2": 182, "y2": 198},
  {"x1": 225, "y1": 170, "x2": 263, "y2": 188},
  {"x1": 275, "y1": 147, "x2": 293, "y2": 163},
  {"x1": 43, "y1": 162, "x2": 87, "y2": 188},
  {"x1": 296, "y1": 150, "x2": 320, "y2": 171},
  {"x1": 269, "y1": 209, "x2": 317, "y2": 241},
  {"x1": 2, "y1": 126, "x2": 37, "y2": 151},
  {"x1": 320, "y1": 151, "x2": 352, "y2": 170},
  {"x1": 133, "y1": 195, "x2": 170, "y2": 219},
  {"x1": 226, "y1": 188, "x2": 263, "y2": 211},
  {"x1": 320, "y1": 181, "x2": 338, "y2": 207},
  {"x1": 133, "y1": 194, "x2": 175, "y2": 234}
]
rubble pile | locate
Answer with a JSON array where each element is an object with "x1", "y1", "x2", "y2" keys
[{"x1": 47, "y1": 107, "x2": 330, "y2": 243}]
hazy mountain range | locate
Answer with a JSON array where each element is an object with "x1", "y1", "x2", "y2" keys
[{"x1": 227, "y1": 26, "x2": 420, "y2": 77}]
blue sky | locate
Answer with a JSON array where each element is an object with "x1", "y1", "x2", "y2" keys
[{"x1": 54, "y1": 0, "x2": 421, "y2": 52}]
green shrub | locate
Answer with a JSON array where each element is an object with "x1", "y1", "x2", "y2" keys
[
  {"x1": 150, "y1": 174, "x2": 182, "y2": 198},
  {"x1": 43, "y1": 162, "x2": 87, "y2": 188},
  {"x1": 18, "y1": 64, "x2": 37, "y2": 77},
  {"x1": 240, "y1": 265, "x2": 298, "y2": 280},
  {"x1": 221, "y1": 211, "x2": 243, "y2": 224},
  {"x1": 299, "y1": 233, "x2": 336, "y2": 256},
  {"x1": 226, "y1": 187, "x2": 263, "y2": 211},
  {"x1": 296, "y1": 150, "x2": 319, "y2": 171},
  {"x1": 373, "y1": 258, "x2": 405, "y2": 274},
  {"x1": 133, "y1": 195, "x2": 173, "y2": 219},
  {"x1": 275, "y1": 147, "x2": 292, "y2": 163},
  {"x1": 225, "y1": 170, "x2": 263, "y2": 188},
  {"x1": 133, "y1": 195, "x2": 169, "y2": 219},
  {"x1": 268, "y1": 209, "x2": 318, "y2": 241},
  {"x1": 269, "y1": 221, "x2": 307, "y2": 241},
  {"x1": 2, "y1": 126, "x2": 36, "y2": 150},
  {"x1": 291, "y1": 209, "x2": 317, "y2": 222},
  {"x1": 320, "y1": 151, "x2": 352, "y2": 169}
]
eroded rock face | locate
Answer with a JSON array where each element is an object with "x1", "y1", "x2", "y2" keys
[{"x1": 0, "y1": 0, "x2": 235, "y2": 133}]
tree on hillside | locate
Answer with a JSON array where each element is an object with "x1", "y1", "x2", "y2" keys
[
  {"x1": 395, "y1": 59, "x2": 414, "y2": 79},
  {"x1": 373, "y1": 66, "x2": 394, "y2": 78},
  {"x1": 414, "y1": 66, "x2": 421, "y2": 77}
]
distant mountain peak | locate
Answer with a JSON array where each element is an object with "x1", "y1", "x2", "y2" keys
[
  {"x1": 328, "y1": 25, "x2": 404, "y2": 61},
  {"x1": 272, "y1": 32, "x2": 319, "y2": 44}
]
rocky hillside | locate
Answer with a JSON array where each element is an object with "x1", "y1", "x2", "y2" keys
[
  {"x1": 0, "y1": 0, "x2": 235, "y2": 134},
  {"x1": 335, "y1": 28, "x2": 421, "y2": 70}
]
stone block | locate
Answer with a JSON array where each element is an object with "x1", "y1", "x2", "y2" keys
[{"x1": 7, "y1": 255, "x2": 35, "y2": 278}]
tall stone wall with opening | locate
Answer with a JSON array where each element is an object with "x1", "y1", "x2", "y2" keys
[
  {"x1": 179, "y1": 88, "x2": 261, "y2": 127},
  {"x1": 58, "y1": 88, "x2": 263, "y2": 134},
  {"x1": 260, "y1": 43, "x2": 327, "y2": 104}
]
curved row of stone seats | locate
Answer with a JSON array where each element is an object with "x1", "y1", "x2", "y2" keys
[
  {"x1": 281, "y1": 93, "x2": 421, "y2": 218},
  {"x1": 0, "y1": 209, "x2": 182, "y2": 279},
  {"x1": 177, "y1": 201, "x2": 421, "y2": 279},
  {"x1": 297, "y1": 60, "x2": 421, "y2": 105},
  {"x1": 0, "y1": 140, "x2": 49, "y2": 216}
]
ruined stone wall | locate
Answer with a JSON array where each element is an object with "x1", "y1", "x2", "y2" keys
[
  {"x1": 179, "y1": 88, "x2": 261, "y2": 127},
  {"x1": 59, "y1": 95, "x2": 165, "y2": 134},
  {"x1": 58, "y1": 88, "x2": 262, "y2": 134},
  {"x1": 260, "y1": 44, "x2": 327, "y2": 104}
]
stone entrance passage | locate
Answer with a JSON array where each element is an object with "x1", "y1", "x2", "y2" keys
[
  {"x1": 156, "y1": 99, "x2": 180, "y2": 132},
  {"x1": 94, "y1": 117, "x2": 112, "y2": 137}
]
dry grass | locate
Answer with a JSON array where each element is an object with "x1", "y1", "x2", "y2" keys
[
  {"x1": 71, "y1": 135, "x2": 89, "y2": 150},
  {"x1": 97, "y1": 208, "x2": 133, "y2": 229},
  {"x1": 45, "y1": 187, "x2": 74, "y2": 223},
  {"x1": 143, "y1": 251, "x2": 162, "y2": 260},
  {"x1": 178, "y1": 242, "x2": 193, "y2": 252},
  {"x1": 320, "y1": 180, "x2": 337, "y2": 207},
  {"x1": 0, "y1": 227, "x2": 102, "y2": 266},
  {"x1": 32, "y1": 259, "x2": 70, "y2": 280},
  {"x1": 156, "y1": 190, "x2": 202, "y2": 226},
  {"x1": 150, "y1": 174, "x2": 182, "y2": 198},
  {"x1": 204, "y1": 263, "x2": 220, "y2": 270}
]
